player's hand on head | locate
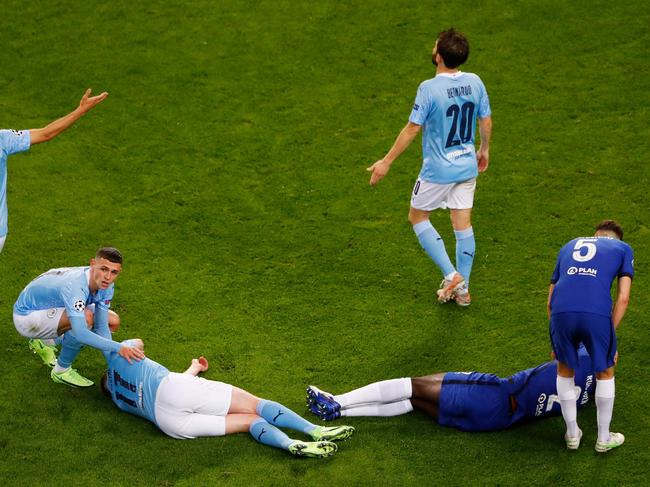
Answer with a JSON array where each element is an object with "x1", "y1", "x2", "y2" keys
[
  {"x1": 119, "y1": 344, "x2": 145, "y2": 364},
  {"x1": 78, "y1": 88, "x2": 109, "y2": 113},
  {"x1": 367, "y1": 159, "x2": 390, "y2": 186}
]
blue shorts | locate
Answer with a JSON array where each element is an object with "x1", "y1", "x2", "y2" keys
[
  {"x1": 438, "y1": 372, "x2": 513, "y2": 432},
  {"x1": 550, "y1": 312, "x2": 616, "y2": 373}
]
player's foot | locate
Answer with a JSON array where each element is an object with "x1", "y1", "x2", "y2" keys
[
  {"x1": 565, "y1": 428, "x2": 583, "y2": 450},
  {"x1": 437, "y1": 273, "x2": 465, "y2": 303},
  {"x1": 288, "y1": 440, "x2": 337, "y2": 458},
  {"x1": 306, "y1": 385, "x2": 341, "y2": 416},
  {"x1": 595, "y1": 432, "x2": 625, "y2": 453},
  {"x1": 453, "y1": 285, "x2": 471, "y2": 307},
  {"x1": 308, "y1": 403, "x2": 342, "y2": 421},
  {"x1": 29, "y1": 339, "x2": 57, "y2": 368},
  {"x1": 309, "y1": 425, "x2": 355, "y2": 442},
  {"x1": 51, "y1": 367, "x2": 94, "y2": 388}
]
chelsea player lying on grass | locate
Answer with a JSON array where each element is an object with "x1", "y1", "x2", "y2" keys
[
  {"x1": 308, "y1": 347, "x2": 595, "y2": 436},
  {"x1": 100, "y1": 339, "x2": 355, "y2": 458}
]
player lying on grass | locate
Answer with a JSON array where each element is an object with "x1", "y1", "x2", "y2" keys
[
  {"x1": 100, "y1": 339, "x2": 354, "y2": 458},
  {"x1": 308, "y1": 347, "x2": 596, "y2": 438}
]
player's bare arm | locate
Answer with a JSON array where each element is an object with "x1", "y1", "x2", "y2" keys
[
  {"x1": 611, "y1": 276, "x2": 631, "y2": 329},
  {"x1": 30, "y1": 89, "x2": 109, "y2": 145},
  {"x1": 367, "y1": 122, "x2": 421, "y2": 186},
  {"x1": 547, "y1": 283, "x2": 555, "y2": 319},
  {"x1": 477, "y1": 116, "x2": 492, "y2": 172}
]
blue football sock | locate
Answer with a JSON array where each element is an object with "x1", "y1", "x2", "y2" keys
[
  {"x1": 454, "y1": 226, "x2": 475, "y2": 284},
  {"x1": 249, "y1": 418, "x2": 294, "y2": 451},
  {"x1": 413, "y1": 221, "x2": 456, "y2": 277},
  {"x1": 257, "y1": 399, "x2": 316, "y2": 435},
  {"x1": 56, "y1": 331, "x2": 85, "y2": 369}
]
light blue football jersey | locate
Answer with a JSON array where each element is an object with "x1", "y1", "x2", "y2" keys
[
  {"x1": 409, "y1": 72, "x2": 490, "y2": 184},
  {"x1": 0, "y1": 129, "x2": 31, "y2": 237},
  {"x1": 14, "y1": 266, "x2": 121, "y2": 352},
  {"x1": 105, "y1": 341, "x2": 170, "y2": 424}
]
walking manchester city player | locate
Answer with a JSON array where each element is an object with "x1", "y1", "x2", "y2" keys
[
  {"x1": 307, "y1": 347, "x2": 594, "y2": 433},
  {"x1": 14, "y1": 247, "x2": 144, "y2": 387},
  {"x1": 101, "y1": 339, "x2": 354, "y2": 458},
  {"x1": 367, "y1": 28, "x2": 492, "y2": 306},
  {"x1": 548, "y1": 220, "x2": 633, "y2": 453},
  {"x1": 0, "y1": 89, "x2": 108, "y2": 253}
]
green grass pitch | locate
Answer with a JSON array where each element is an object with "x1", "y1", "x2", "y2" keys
[{"x1": 1, "y1": 0, "x2": 649, "y2": 485}]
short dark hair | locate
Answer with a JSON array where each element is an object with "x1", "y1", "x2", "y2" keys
[
  {"x1": 595, "y1": 220, "x2": 624, "y2": 240},
  {"x1": 437, "y1": 29, "x2": 470, "y2": 68},
  {"x1": 96, "y1": 247, "x2": 123, "y2": 264},
  {"x1": 100, "y1": 372, "x2": 111, "y2": 398}
]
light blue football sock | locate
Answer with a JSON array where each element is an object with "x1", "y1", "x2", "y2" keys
[
  {"x1": 413, "y1": 221, "x2": 456, "y2": 277},
  {"x1": 257, "y1": 399, "x2": 316, "y2": 434},
  {"x1": 249, "y1": 418, "x2": 294, "y2": 450},
  {"x1": 56, "y1": 331, "x2": 85, "y2": 369},
  {"x1": 454, "y1": 226, "x2": 475, "y2": 284}
]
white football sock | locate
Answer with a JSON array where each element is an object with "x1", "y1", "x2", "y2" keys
[
  {"x1": 340, "y1": 400, "x2": 413, "y2": 417},
  {"x1": 335, "y1": 378, "x2": 412, "y2": 408},
  {"x1": 53, "y1": 363, "x2": 70, "y2": 374},
  {"x1": 595, "y1": 378, "x2": 615, "y2": 443},
  {"x1": 556, "y1": 375, "x2": 579, "y2": 438}
]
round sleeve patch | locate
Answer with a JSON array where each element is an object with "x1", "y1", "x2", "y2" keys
[{"x1": 73, "y1": 300, "x2": 86, "y2": 312}]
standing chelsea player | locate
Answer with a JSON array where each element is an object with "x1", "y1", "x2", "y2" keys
[
  {"x1": 548, "y1": 220, "x2": 633, "y2": 452},
  {"x1": 367, "y1": 29, "x2": 492, "y2": 306},
  {"x1": 0, "y1": 89, "x2": 108, "y2": 253}
]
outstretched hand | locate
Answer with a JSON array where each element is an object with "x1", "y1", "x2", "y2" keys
[
  {"x1": 78, "y1": 88, "x2": 109, "y2": 114},
  {"x1": 367, "y1": 159, "x2": 391, "y2": 186}
]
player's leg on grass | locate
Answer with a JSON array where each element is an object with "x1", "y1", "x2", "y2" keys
[
  {"x1": 310, "y1": 378, "x2": 412, "y2": 411},
  {"x1": 594, "y1": 366, "x2": 623, "y2": 452},
  {"x1": 409, "y1": 373, "x2": 444, "y2": 419},
  {"x1": 450, "y1": 208, "x2": 474, "y2": 304},
  {"x1": 230, "y1": 387, "x2": 353, "y2": 442},
  {"x1": 409, "y1": 207, "x2": 459, "y2": 295},
  {"x1": 556, "y1": 362, "x2": 582, "y2": 449}
]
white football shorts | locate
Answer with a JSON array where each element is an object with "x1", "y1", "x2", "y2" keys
[
  {"x1": 154, "y1": 373, "x2": 233, "y2": 439},
  {"x1": 410, "y1": 177, "x2": 476, "y2": 211},
  {"x1": 13, "y1": 308, "x2": 65, "y2": 339},
  {"x1": 0, "y1": 235, "x2": 6, "y2": 253}
]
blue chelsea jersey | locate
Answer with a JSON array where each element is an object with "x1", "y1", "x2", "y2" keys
[
  {"x1": 0, "y1": 129, "x2": 31, "y2": 236},
  {"x1": 550, "y1": 237, "x2": 634, "y2": 317},
  {"x1": 506, "y1": 347, "x2": 595, "y2": 424},
  {"x1": 409, "y1": 72, "x2": 490, "y2": 184},
  {"x1": 105, "y1": 343, "x2": 170, "y2": 424}
]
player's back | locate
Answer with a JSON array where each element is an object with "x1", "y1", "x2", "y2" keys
[
  {"x1": 507, "y1": 349, "x2": 595, "y2": 425},
  {"x1": 550, "y1": 237, "x2": 634, "y2": 317},
  {"x1": 13, "y1": 267, "x2": 88, "y2": 314},
  {"x1": 105, "y1": 351, "x2": 169, "y2": 424},
  {"x1": 411, "y1": 72, "x2": 490, "y2": 184}
]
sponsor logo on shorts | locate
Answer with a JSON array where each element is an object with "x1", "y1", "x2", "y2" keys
[
  {"x1": 47, "y1": 308, "x2": 57, "y2": 319},
  {"x1": 567, "y1": 266, "x2": 597, "y2": 277}
]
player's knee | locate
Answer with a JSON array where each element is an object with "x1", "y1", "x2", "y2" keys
[
  {"x1": 596, "y1": 368, "x2": 615, "y2": 380},
  {"x1": 108, "y1": 311, "x2": 120, "y2": 333}
]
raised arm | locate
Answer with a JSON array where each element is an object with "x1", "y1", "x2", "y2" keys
[
  {"x1": 367, "y1": 122, "x2": 421, "y2": 186},
  {"x1": 611, "y1": 276, "x2": 631, "y2": 329},
  {"x1": 29, "y1": 89, "x2": 108, "y2": 145},
  {"x1": 477, "y1": 116, "x2": 492, "y2": 172}
]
